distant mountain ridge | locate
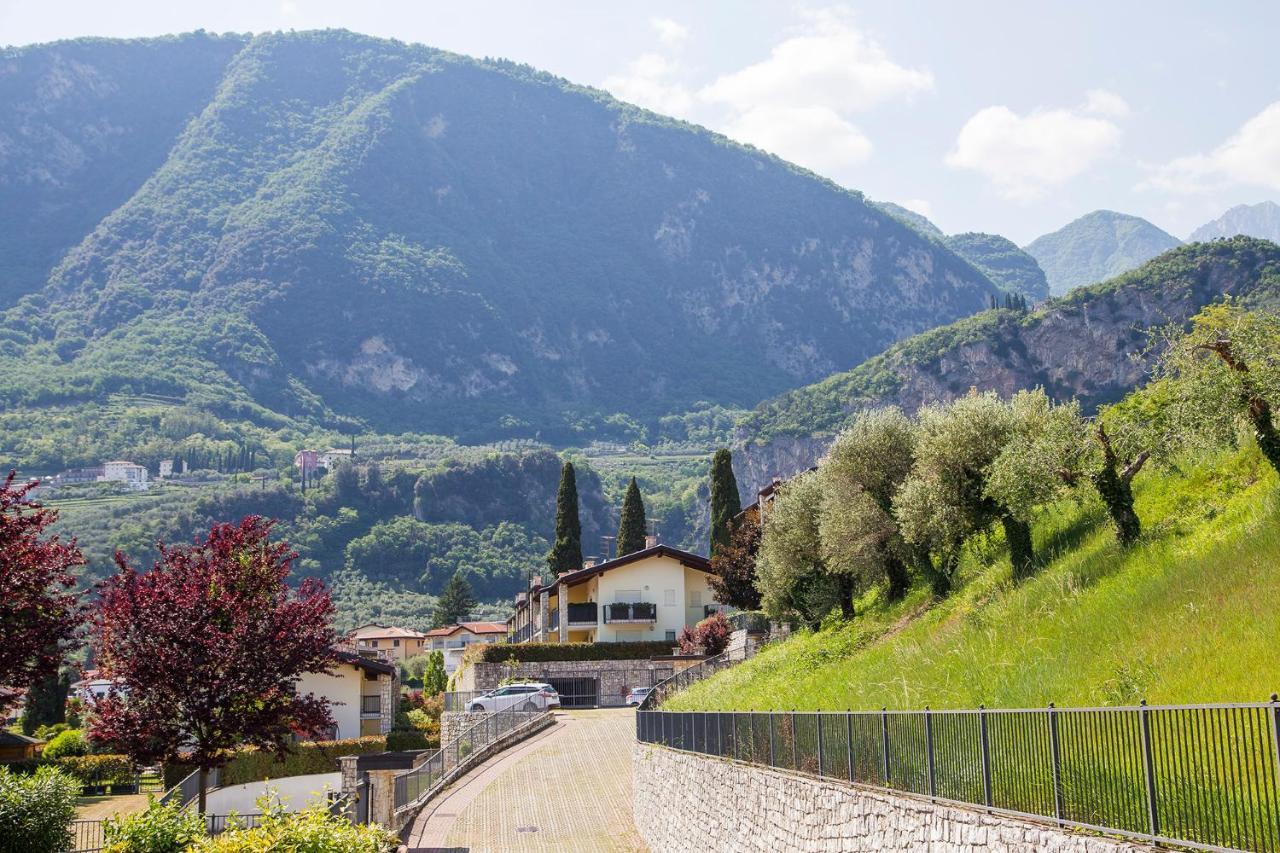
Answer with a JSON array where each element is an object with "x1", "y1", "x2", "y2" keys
[
  {"x1": 1190, "y1": 201, "x2": 1280, "y2": 243},
  {"x1": 734, "y1": 238, "x2": 1280, "y2": 499},
  {"x1": 0, "y1": 30, "x2": 999, "y2": 440},
  {"x1": 1024, "y1": 210, "x2": 1182, "y2": 296},
  {"x1": 943, "y1": 233, "x2": 1048, "y2": 301}
]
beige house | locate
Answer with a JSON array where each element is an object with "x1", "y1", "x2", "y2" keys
[
  {"x1": 295, "y1": 651, "x2": 397, "y2": 739},
  {"x1": 349, "y1": 625, "x2": 427, "y2": 664},
  {"x1": 510, "y1": 543, "x2": 721, "y2": 645},
  {"x1": 425, "y1": 622, "x2": 507, "y2": 673}
]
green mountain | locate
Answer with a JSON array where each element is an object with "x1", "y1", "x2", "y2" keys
[
  {"x1": 1190, "y1": 201, "x2": 1280, "y2": 243},
  {"x1": 735, "y1": 237, "x2": 1280, "y2": 498},
  {"x1": 1024, "y1": 210, "x2": 1182, "y2": 296},
  {"x1": 943, "y1": 232, "x2": 1048, "y2": 301},
  {"x1": 0, "y1": 30, "x2": 997, "y2": 442},
  {"x1": 870, "y1": 201, "x2": 943, "y2": 237}
]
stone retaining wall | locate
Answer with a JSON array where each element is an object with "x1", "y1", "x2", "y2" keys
[
  {"x1": 455, "y1": 658, "x2": 701, "y2": 705},
  {"x1": 634, "y1": 743, "x2": 1153, "y2": 852}
]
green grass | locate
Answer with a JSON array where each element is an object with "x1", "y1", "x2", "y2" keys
[{"x1": 668, "y1": 446, "x2": 1280, "y2": 712}]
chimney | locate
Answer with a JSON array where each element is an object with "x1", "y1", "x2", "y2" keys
[
  {"x1": 583, "y1": 558, "x2": 597, "y2": 569},
  {"x1": 644, "y1": 534, "x2": 658, "y2": 549}
]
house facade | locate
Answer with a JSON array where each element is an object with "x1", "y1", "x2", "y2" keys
[
  {"x1": 508, "y1": 543, "x2": 721, "y2": 646},
  {"x1": 424, "y1": 622, "x2": 506, "y2": 673},
  {"x1": 349, "y1": 625, "x2": 427, "y2": 664},
  {"x1": 101, "y1": 460, "x2": 149, "y2": 491},
  {"x1": 295, "y1": 651, "x2": 397, "y2": 739}
]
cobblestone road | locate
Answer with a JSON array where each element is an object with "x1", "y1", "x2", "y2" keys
[{"x1": 403, "y1": 708, "x2": 648, "y2": 853}]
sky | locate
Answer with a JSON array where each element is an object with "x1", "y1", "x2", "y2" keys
[{"x1": 3, "y1": 0, "x2": 1279, "y2": 243}]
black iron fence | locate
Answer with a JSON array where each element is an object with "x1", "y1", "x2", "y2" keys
[
  {"x1": 360, "y1": 695, "x2": 381, "y2": 715},
  {"x1": 393, "y1": 704, "x2": 548, "y2": 811},
  {"x1": 604, "y1": 602, "x2": 658, "y2": 623},
  {"x1": 637, "y1": 700, "x2": 1280, "y2": 853},
  {"x1": 71, "y1": 813, "x2": 263, "y2": 852},
  {"x1": 566, "y1": 602, "x2": 598, "y2": 625}
]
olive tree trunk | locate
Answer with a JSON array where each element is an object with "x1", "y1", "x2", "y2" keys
[{"x1": 1001, "y1": 515, "x2": 1036, "y2": 580}]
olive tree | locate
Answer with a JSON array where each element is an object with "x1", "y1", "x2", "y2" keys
[
  {"x1": 756, "y1": 473, "x2": 848, "y2": 628},
  {"x1": 893, "y1": 391, "x2": 1031, "y2": 590},
  {"x1": 1151, "y1": 303, "x2": 1280, "y2": 475},
  {"x1": 817, "y1": 408, "x2": 917, "y2": 601}
]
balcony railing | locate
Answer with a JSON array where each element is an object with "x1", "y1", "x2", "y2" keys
[
  {"x1": 548, "y1": 611, "x2": 560, "y2": 631},
  {"x1": 604, "y1": 602, "x2": 657, "y2": 623},
  {"x1": 566, "y1": 602, "x2": 599, "y2": 626},
  {"x1": 360, "y1": 695, "x2": 381, "y2": 716}
]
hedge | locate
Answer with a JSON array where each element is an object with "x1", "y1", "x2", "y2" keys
[
  {"x1": 51, "y1": 754, "x2": 133, "y2": 784},
  {"x1": 476, "y1": 641, "x2": 675, "y2": 663},
  {"x1": 163, "y1": 736, "x2": 386, "y2": 789}
]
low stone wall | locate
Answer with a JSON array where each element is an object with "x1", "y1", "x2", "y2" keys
[
  {"x1": 439, "y1": 710, "x2": 542, "y2": 751},
  {"x1": 455, "y1": 657, "x2": 701, "y2": 705},
  {"x1": 634, "y1": 744, "x2": 1153, "y2": 852}
]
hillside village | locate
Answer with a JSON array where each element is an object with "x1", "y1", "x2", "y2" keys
[{"x1": 3, "y1": 12, "x2": 1280, "y2": 853}]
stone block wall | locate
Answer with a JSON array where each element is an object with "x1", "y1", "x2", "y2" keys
[
  {"x1": 634, "y1": 744, "x2": 1154, "y2": 852},
  {"x1": 455, "y1": 657, "x2": 701, "y2": 705}
]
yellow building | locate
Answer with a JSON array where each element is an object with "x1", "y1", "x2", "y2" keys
[
  {"x1": 511, "y1": 544, "x2": 720, "y2": 645},
  {"x1": 349, "y1": 625, "x2": 427, "y2": 663}
]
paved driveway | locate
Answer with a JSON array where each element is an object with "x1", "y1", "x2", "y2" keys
[{"x1": 403, "y1": 708, "x2": 647, "y2": 853}]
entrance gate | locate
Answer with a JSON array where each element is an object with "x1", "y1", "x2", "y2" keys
[{"x1": 546, "y1": 677, "x2": 598, "y2": 709}]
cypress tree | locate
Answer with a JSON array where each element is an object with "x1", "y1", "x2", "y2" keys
[
  {"x1": 546, "y1": 462, "x2": 583, "y2": 574},
  {"x1": 616, "y1": 477, "x2": 647, "y2": 557},
  {"x1": 708, "y1": 448, "x2": 742, "y2": 557},
  {"x1": 433, "y1": 571, "x2": 478, "y2": 628}
]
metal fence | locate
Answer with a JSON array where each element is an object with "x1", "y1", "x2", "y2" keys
[
  {"x1": 443, "y1": 690, "x2": 488, "y2": 712},
  {"x1": 70, "y1": 812, "x2": 263, "y2": 852},
  {"x1": 637, "y1": 700, "x2": 1280, "y2": 853},
  {"x1": 393, "y1": 704, "x2": 547, "y2": 811}
]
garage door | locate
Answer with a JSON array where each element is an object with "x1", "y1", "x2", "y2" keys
[{"x1": 546, "y1": 677, "x2": 598, "y2": 709}]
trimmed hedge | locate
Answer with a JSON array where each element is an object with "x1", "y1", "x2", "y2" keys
[
  {"x1": 51, "y1": 754, "x2": 133, "y2": 784},
  {"x1": 163, "y1": 736, "x2": 386, "y2": 788},
  {"x1": 477, "y1": 641, "x2": 674, "y2": 663},
  {"x1": 385, "y1": 730, "x2": 430, "y2": 751}
]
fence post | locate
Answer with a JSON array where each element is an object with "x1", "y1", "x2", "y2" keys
[
  {"x1": 924, "y1": 706, "x2": 936, "y2": 801},
  {"x1": 1139, "y1": 700, "x2": 1160, "y2": 839},
  {"x1": 881, "y1": 708, "x2": 891, "y2": 787},
  {"x1": 1048, "y1": 704, "x2": 1064, "y2": 826},
  {"x1": 846, "y1": 711, "x2": 855, "y2": 783},
  {"x1": 816, "y1": 713, "x2": 825, "y2": 777},
  {"x1": 1271, "y1": 695, "x2": 1280, "y2": 815},
  {"x1": 769, "y1": 712, "x2": 776, "y2": 767},
  {"x1": 979, "y1": 705, "x2": 992, "y2": 810}
]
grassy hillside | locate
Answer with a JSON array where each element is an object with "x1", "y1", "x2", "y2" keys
[{"x1": 668, "y1": 445, "x2": 1280, "y2": 711}]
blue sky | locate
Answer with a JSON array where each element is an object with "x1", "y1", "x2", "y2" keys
[{"x1": 3, "y1": 0, "x2": 1278, "y2": 243}]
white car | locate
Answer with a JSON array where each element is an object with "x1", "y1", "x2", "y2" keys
[
  {"x1": 625, "y1": 687, "x2": 651, "y2": 706},
  {"x1": 468, "y1": 682, "x2": 560, "y2": 712}
]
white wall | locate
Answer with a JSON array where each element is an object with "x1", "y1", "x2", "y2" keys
[
  {"x1": 203, "y1": 772, "x2": 340, "y2": 815},
  {"x1": 595, "y1": 555, "x2": 716, "y2": 643},
  {"x1": 296, "y1": 664, "x2": 362, "y2": 741}
]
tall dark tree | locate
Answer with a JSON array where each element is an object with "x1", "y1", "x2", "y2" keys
[
  {"x1": 708, "y1": 449, "x2": 742, "y2": 558},
  {"x1": 616, "y1": 477, "x2": 647, "y2": 557},
  {"x1": 0, "y1": 473, "x2": 84, "y2": 697},
  {"x1": 433, "y1": 571, "x2": 478, "y2": 628},
  {"x1": 89, "y1": 517, "x2": 337, "y2": 813},
  {"x1": 708, "y1": 515, "x2": 762, "y2": 610},
  {"x1": 21, "y1": 666, "x2": 71, "y2": 735},
  {"x1": 546, "y1": 462, "x2": 583, "y2": 575}
]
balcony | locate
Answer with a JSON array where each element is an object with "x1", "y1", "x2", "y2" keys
[
  {"x1": 604, "y1": 602, "x2": 657, "y2": 624},
  {"x1": 360, "y1": 695, "x2": 381, "y2": 717},
  {"x1": 566, "y1": 602, "x2": 599, "y2": 627}
]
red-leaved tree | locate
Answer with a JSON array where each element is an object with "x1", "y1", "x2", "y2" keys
[
  {"x1": 89, "y1": 516, "x2": 338, "y2": 811},
  {"x1": 0, "y1": 473, "x2": 84, "y2": 698}
]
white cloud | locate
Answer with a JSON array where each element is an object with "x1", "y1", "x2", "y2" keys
[
  {"x1": 1143, "y1": 101, "x2": 1280, "y2": 193},
  {"x1": 651, "y1": 17, "x2": 688, "y2": 48},
  {"x1": 947, "y1": 101, "x2": 1123, "y2": 200},
  {"x1": 280, "y1": 0, "x2": 299, "y2": 15},
  {"x1": 1083, "y1": 89, "x2": 1130, "y2": 118},
  {"x1": 699, "y1": 11, "x2": 933, "y2": 114},
  {"x1": 602, "y1": 53, "x2": 694, "y2": 117},
  {"x1": 724, "y1": 106, "x2": 873, "y2": 175}
]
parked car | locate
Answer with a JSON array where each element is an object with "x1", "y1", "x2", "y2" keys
[
  {"x1": 468, "y1": 682, "x2": 560, "y2": 712},
  {"x1": 625, "y1": 687, "x2": 651, "y2": 706}
]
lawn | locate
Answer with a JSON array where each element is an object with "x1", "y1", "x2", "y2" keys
[{"x1": 667, "y1": 446, "x2": 1280, "y2": 712}]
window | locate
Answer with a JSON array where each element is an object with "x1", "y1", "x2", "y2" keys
[
  {"x1": 615, "y1": 589, "x2": 641, "y2": 603},
  {"x1": 393, "y1": 639, "x2": 400, "y2": 647},
  {"x1": 370, "y1": 640, "x2": 378, "y2": 648},
  {"x1": 665, "y1": 631, "x2": 677, "y2": 642},
  {"x1": 663, "y1": 589, "x2": 676, "y2": 607},
  {"x1": 688, "y1": 591, "x2": 703, "y2": 607}
]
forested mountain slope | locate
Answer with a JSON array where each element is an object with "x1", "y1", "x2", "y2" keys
[
  {"x1": 1025, "y1": 210, "x2": 1182, "y2": 296},
  {"x1": 944, "y1": 232, "x2": 1048, "y2": 300},
  {"x1": 734, "y1": 238, "x2": 1280, "y2": 498},
  {"x1": 0, "y1": 30, "x2": 997, "y2": 441}
]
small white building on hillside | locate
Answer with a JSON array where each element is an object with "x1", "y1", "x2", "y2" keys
[{"x1": 100, "y1": 460, "x2": 149, "y2": 491}]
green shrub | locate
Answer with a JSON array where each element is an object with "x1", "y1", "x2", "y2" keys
[
  {"x1": 0, "y1": 765, "x2": 79, "y2": 853},
  {"x1": 41, "y1": 729, "x2": 89, "y2": 760},
  {"x1": 162, "y1": 736, "x2": 386, "y2": 789},
  {"x1": 103, "y1": 796, "x2": 207, "y2": 852},
  {"x1": 386, "y1": 729, "x2": 429, "y2": 751},
  {"x1": 477, "y1": 641, "x2": 673, "y2": 663},
  {"x1": 188, "y1": 799, "x2": 396, "y2": 852},
  {"x1": 53, "y1": 754, "x2": 133, "y2": 784}
]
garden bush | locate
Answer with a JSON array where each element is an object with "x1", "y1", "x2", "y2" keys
[
  {"x1": 477, "y1": 641, "x2": 674, "y2": 663},
  {"x1": 53, "y1": 754, "x2": 133, "y2": 785},
  {"x1": 188, "y1": 799, "x2": 396, "y2": 852},
  {"x1": 103, "y1": 796, "x2": 207, "y2": 852},
  {"x1": 0, "y1": 765, "x2": 78, "y2": 853},
  {"x1": 41, "y1": 728, "x2": 90, "y2": 760},
  {"x1": 163, "y1": 736, "x2": 385, "y2": 788},
  {"x1": 386, "y1": 729, "x2": 430, "y2": 751}
]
